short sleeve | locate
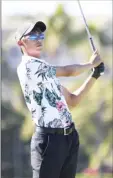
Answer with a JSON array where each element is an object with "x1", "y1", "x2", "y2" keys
[{"x1": 50, "y1": 65, "x2": 57, "y2": 77}]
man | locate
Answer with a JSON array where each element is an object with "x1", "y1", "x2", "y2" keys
[{"x1": 15, "y1": 21, "x2": 104, "y2": 178}]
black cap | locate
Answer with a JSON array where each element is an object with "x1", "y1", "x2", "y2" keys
[{"x1": 15, "y1": 21, "x2": 46, "y2": 42}]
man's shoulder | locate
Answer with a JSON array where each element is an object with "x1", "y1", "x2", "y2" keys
[
  {"x1": 17, "y1": 56, "x2": 53, "y2": 77},
  {"x1": 23, "y1": 56, "x2": 50, "y2": 67},
  {"x1": 17, "y1": 62, "x2": 22, "y2": 74}
]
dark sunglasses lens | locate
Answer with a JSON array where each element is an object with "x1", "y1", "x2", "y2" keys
[
  {"x1": 39, "y1": 34, "x2": 44, "y2": 39},
  {"x1": 28, "y1": 34, "x2": 44, "y2": 40}
]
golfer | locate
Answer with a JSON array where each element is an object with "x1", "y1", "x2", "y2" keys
[{"x1": 16, "y1": 21, "x2": 104, "y2": 178}]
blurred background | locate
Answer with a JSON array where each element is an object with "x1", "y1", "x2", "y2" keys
[{"x1": 1, "y1": 1, "x2": 112, "y2": 178}]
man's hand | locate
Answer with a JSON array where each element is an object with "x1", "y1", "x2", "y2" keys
[
  {"x1": 90, "y1": 50, "x2": 102, "y2": 67},
  {"x1": 55, "y1": 49, "x2": 102, "y2": 77},
  {"x1": 92, "y1": 62, "x2": 105, "y2": 79}
]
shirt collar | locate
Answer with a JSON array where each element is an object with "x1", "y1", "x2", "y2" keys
[{"x1": 22, "y1": 55, "x2": 48, "y2": 64}]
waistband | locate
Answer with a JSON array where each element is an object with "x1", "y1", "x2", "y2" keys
[{"x1": 35, "y1": 123, "x2": 75, "y2": 136}]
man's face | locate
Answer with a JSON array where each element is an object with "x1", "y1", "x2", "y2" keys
[{"x1": 21, "y1": 31, "x2": 45, "y2": 57}]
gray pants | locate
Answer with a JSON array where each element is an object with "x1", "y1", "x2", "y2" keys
[{"x1": 31, "y1": 128, "x2": 79, "y2": 178}]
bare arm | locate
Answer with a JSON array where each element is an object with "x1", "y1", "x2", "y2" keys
[
  {"x1": 61, "y1": 75, "x2": 96, "y2": 108},
  {"x1": 56, "y1": 50, "x2": 102, "y2": 77},
  {"x1": 56, "y1": 63, "x2": 93, "y2": 77}
]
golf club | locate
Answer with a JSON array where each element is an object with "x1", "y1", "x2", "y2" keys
[{"x1": 77, "y1": 0, "x2": 104, "y2": 75}]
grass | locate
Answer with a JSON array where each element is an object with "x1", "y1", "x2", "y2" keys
[{"x1": 76, "y1": 173, "x2": 112, "y2": 178}]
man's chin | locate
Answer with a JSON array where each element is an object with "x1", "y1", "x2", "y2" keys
[{"x1": 37, "y1": 46, "x2": 43, "y2": 50}]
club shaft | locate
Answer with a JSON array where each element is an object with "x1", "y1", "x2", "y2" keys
[
  {"x1": 77, "y1": 0, "x2": 104, "y2": 75},
  {"x1": 77, "y1": 0, "x2": 96, "y2": 52}
]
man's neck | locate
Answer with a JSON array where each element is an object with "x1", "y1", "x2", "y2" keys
[{"x1": 23, "y1": 52, "x2": 41, "y2": 59}]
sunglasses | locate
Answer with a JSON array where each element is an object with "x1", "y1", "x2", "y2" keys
[{"x1": 27, "y1": 33, "x2": 45, "y2": 41}]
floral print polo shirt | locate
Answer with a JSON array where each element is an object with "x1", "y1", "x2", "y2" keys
[{"x1": 17, "y1": 55, "x2": 73, "y2": 128}]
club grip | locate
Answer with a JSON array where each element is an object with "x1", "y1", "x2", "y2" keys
[
  {"x1": 89, "y1": 37, "x2": 104, "y2": 75},
  {"x1": 89, "y1": 37, "x2": 96, "y2": 52}
]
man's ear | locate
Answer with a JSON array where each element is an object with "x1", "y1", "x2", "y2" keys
[{"x1": 17, "y1": 40, "x2": 23, "y2": 46}]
